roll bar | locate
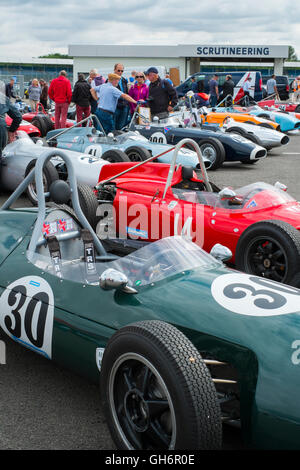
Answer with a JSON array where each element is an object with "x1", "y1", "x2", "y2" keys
[
  {"x1": 46, "y1": 114, "x2": 105, "y2": 143},
  {"x1": 162, "y1": 139, "x2": 212, "y2": 198},
  {"x1": 0, "y1": 148, "x2": 107, "y2": 258},
  {"x1": 96, "y1": 138, "x2": 212, "y2": 194}
]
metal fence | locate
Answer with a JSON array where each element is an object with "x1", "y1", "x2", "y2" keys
[{"x1": 0, "y1": 74, "x2": 24, "y2": 97}]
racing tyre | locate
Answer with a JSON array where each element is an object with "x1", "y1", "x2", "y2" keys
[
  {"x1": 235, "y1": 220, "x2": 300, "y2": 285},
  {"x1": 101, "y1": 149, "x2": 131, "y2": 163},
  {"x1": 225, "y1": 128, "x2": 261, "y2": 144},
  {"x1": 295, "y1": 105, "x2": 300, "y2": 113},
  {"x1": 198, "y1": 138, "x2": 225, "y2": 171},
  {"x1": 225, "y1": 127, "x2": 245, "y2": 137},
  {"x1": 125, "y1": 145, "x2": 151, "y2": 162},
  {"x1": 100, "y1": 320, "x2": 222, "y2": 450},
  {"x1": 31, "y1": 116, "x2": 47, "y2": 137},
  {"x1": 241, "y1": 160, "x2": 258, "y2": 165},
  {"x1": 25, "y1": 159, "x2": 59, "y2": 206},
  {"x1": 258, "y1": 123, "x2": 274, "y2": 130},
  {"x1": 71, "y1": 183, "x2": 99, "y2": 230}
]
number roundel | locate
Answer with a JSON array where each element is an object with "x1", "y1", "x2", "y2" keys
[
  {"x1": 0, "y1": 276, "x2": 54, "y2": 358},
  {"x1": 211, "y1": 273, "x2": 300, "y2": 317},
  {"x1": 149, "y1": 132, "x2": 167, "y2": 144}
]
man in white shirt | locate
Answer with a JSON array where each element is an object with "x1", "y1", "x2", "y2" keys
[{"x1": 242, "y1": 77, "x2": 252, "y2": 105}]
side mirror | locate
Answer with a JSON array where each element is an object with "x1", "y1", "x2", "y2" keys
[
  {"x1": 210, "y1": 244, "x2": 232, "y2": 262},
  {"x1": 274, "y1": 181, "x2": 287, "y2": 191},
  {"x1": 219, "y1": 187, "x2": 237, "y2": 199},
  {"x1": 100, "y1": 268, "x2": 137, "y2": 294},
  {"x1": 219, "y1": 187, "x2": 243, "y2": 205}
]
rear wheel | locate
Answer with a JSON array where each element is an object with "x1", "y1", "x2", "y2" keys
[
  {"x1": 258, "y1": 123, "x2": 274, "y2": 130},
  {"x1": 235, "y1": 220, "x2": 300, "y2": 285},
  {"x1": 101, "y1": 149, "x2": 130, "y2": 163},
  {"x1": 125, "y1": 146, "x2": 151, "y2": 162},
  {"x1": 74, "y1": 183, "x2": 99, "y2": 230},
  {"x1": 100, "y1": 320, "x2": 222, "y2": 450},
  {"x1": 198, "y1": 138, "x2": 226, "y2": 171},
  {"x1": 32, "y1": 115, "x2": 54, "y2": 137},
  {"x1": 25, "y1": 159, "x2": 59, "y2": 205},
  {"x1": 295, "y1": 105, "x2": 300, "y2": 113}
]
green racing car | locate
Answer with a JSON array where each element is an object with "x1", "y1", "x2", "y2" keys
[{"x1": 1, "y1": 145, "x2": 300, "y2": 450}]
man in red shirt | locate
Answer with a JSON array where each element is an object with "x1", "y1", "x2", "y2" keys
[{"x1": 48, "y1": 70, "x2": 72, "y2": 129}]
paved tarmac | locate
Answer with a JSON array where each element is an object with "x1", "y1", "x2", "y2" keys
[{"x1": 0, "y1": 131, "x2": 299, "y2": 450}]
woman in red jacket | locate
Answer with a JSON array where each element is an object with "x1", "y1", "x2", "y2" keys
[{"x1": 128, "y1": 72, "x2": 149, "y2": 115}]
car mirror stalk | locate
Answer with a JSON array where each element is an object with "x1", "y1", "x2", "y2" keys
[{"x1": 100, "y1": 268, "x2": 138, "y2": 294}]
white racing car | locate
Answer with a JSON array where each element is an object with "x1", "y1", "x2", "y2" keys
[{"x1": 221, "y1": 116, "x2": 290, "y2": 150}]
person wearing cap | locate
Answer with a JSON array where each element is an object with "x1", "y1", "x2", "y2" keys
[
  {"x1": 90, "y1": 73, "x2": 140, "y2": 134},
  {"x1": 292, "y1": 76, "x2": 300, "y2": 103},
  {"x1": 222, "y1": 75, "x2": 235, "y2": 106},
  {"x1": 146, "y1": 67, "x2": 178, "y2": 118},
  {"x1": 209, "y1": 74, "x2": 219, "y2": 107}
]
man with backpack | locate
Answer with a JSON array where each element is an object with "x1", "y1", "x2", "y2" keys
[
  {"x1": 146, "y1": 67, "x2": 178, "y2": 118},
  {"x1": 72, "y1": 74, "x2": 92, "y2": 125}
]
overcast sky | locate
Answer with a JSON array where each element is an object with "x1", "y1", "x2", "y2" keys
[{"x1": 1, "y1": 0, "x2": 300, "y2": 59}]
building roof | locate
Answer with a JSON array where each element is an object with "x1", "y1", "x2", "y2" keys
[{"x1": 0, "y1": 57, "x2": 73, "y2": 65}]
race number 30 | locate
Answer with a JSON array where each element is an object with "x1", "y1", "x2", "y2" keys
[{"x1": 0, "y1": 276, "x2": 54, "y2": 358}]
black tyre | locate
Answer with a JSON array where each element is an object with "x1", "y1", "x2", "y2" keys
[
  {"x1": 295, "y1": 105, "x2": 300, "y2": 113},
  {"x1": 101, "y1": 149, "x2": 130, "y2": 163},
  {"x1": 226, "y1": 127, "x2": 262, "y2": 145},
  {"x1": 31, "y1": 116, "x2": 47, "y2": 137},
  {"x1": 258, "y1": 123, "x2": 274, "y2": 130},
  {"x1": 25, "y1": 159, "x2": 59, "y2": 206},
  {"x1": 226, "y1": 127, "x2": 246, "y2": 137},
  {"x1": 241, "y1": 160, "x2": 258, "y2": 165},
  {"x1": 235, "y1": 220, "x2": 300, "y2": 284},
  {"x1": 198, "y1": 138, "x2": 226, "y2": 171},
  {"x1": 72, "y1": 183, "x2": 99, "y2": 230},
  {"x1": 125, "y1": 145, "x2": 151, "y2": 162},
  {"x1": 32, "y1": 115, "x2": 54, "y2": 137},
  {"x1": 100, "y1": 320, "x2": 222, "y2": 450}
]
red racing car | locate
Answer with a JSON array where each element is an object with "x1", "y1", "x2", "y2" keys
[
  {"x1": 6, "y1": 115, "x2": 41, "y2": 139},
  {"x1": 22, "y1": 102, "x2": 76, "y2": 137},
  {"x1": 258, "y1": 99, "x2": 300, "y2": 115},
  {"x1": 95, "y1": 139, "x2": 300, "y2": 287}
]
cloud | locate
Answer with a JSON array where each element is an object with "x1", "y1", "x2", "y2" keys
[{"x1": 0, "y1": 0, "x2": 299, "y2": 58}]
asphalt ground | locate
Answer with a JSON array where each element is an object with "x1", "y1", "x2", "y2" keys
[{"x1": 0, "y1": 131, "x2": 299, "y2": 451}]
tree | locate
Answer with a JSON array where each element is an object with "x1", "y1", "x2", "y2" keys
[
  {"x1": 38, "y1": 53, "x2": 73, "y2": 59},
  {"x1": 288, "y1": 46, "x2": 298, "y2": 61}
]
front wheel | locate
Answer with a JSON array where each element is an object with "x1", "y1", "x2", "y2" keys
[
  {"x1": 100, "y1": 320, "x2": 222, "y2": 450},
  {"x1": 125, "y1": 145, "x2": 151, "y2": 162},
  {"x1": 101, "y1": 149, "x2": 130, "y2": 163},
  {"x1": 235, "y1": 220, "x2": 300, "y2": 285},
  {"x1": 198, "y1": 138, "x2": 225, "y2": 171}
]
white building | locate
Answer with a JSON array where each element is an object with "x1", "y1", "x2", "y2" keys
[{"x1": 69, "y1": 44, "x2": 290, "y2": 84}]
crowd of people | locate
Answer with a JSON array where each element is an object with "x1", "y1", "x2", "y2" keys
[{"x1": 2, "y1": 66, "x2": 300, "y2": 156}]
